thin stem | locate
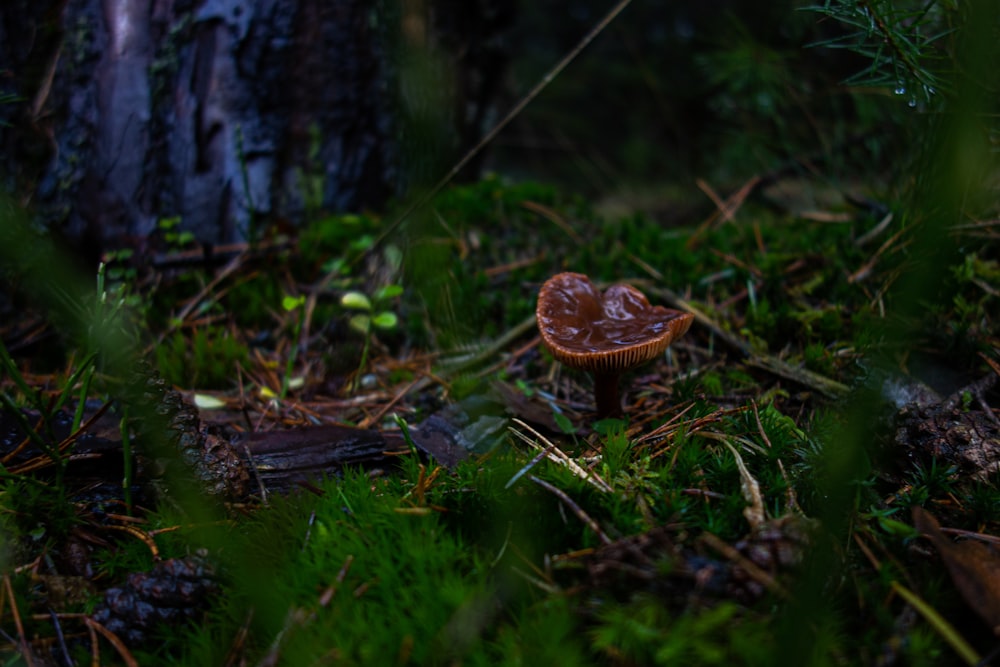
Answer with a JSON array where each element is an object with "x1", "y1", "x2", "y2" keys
[
  {"x1": 592, "y1": 371, "x2": 622, "y2": 418},
  {"x1": 120, "y1": 412, "x2": 133, "y2": 515}
]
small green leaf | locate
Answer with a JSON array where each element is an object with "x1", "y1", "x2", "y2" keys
[
  {"x1": 553, "y1": 412, "x2": 576, "y2": 435},
  {"x1": 371, "y1": 311, "x2": 398, "y2": 329},
  {"x1": 349, "y1": 234, "x2": 374, "y2": 252},
  {"x1": 282, "y1": 294, "x2": 306, "y2": 311},
  {"x1": 878, "y1": 516, "x2": 918, "y2": 538},
  {"x1": 322, "y1": 258, "x2": 346, "y2": 275},
  {"x1": 341, "y1": 292, "x2": 372, "y2": 311},
  {"x1": 349, "y1": 314, "x2": 371, "y2": 333},
  {"x1": 373, "y1": 284, "x2": 403, "y2": 301}
]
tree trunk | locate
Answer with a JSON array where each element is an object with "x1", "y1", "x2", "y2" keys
[
  {"x1": 1, "y1": 0, "x2": 397, "y2": 254},
  {"x1": 0, "y1": 0, "x2": 514, "y2": 256}
]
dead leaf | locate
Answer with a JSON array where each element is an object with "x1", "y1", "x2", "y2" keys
[
  {"x1": 912, "y1": 506, "x2": 1000, "y2": 634},
  {"x1": 722, "y1": 439, "x2": 765, "y2": 530}
]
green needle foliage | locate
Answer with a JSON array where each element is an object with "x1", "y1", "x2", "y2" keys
[{"x1": 807, "y1": 0, "x2": 958, "y2": 106}]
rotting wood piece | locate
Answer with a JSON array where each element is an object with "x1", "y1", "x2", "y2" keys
[
  {"x1": 0, "y1": 403, "x2": 470, "y2": 503},
  {"x1": 240, "y1": 426, "x2": 410, "y2": 494},
  {"x1": 0, "y1": 405, "x2": 468, "y2": 500}
]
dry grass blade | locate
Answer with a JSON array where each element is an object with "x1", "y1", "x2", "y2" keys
[
  {"x1": 223, "y1": 610, "x2": 255, "y2": 667},
  {"x1": 365, "y1": 0, "x2": 637, "y2": 257},
  {"x1": 149, "y1": 250, "x2": 250, "y2": 351},
  {"x1": 318, "y1": 555, "x2": 355, "y2": 607},
  {"x1": 505, "y1": 439, "x2": 558, "y2": 490},
  {"x1": 632, "y1": 401, "x2": 699, "y2": 445},
  {"x1": 509, "y1": 418, "x2": 612, "y2": 493},
  {"x1": 847, "y1": 224, "x2": 910, "y2": 283},
  {"x1": 643, "y1": 284, "x2": 849, "y2": 398},
  {"x1": 520, "y1": 200, "x2": 583, "y2": 244},
  {"x1": 482, "y1": 253, "x2": 546, "y2": 278},
  {"x1": 752, "y1": 400, "x2": 772, "y2": 449},
  {"x1": 100, "y1": 524, "x2": 161, "y2": 561},
  {"x1": 61, "y1": 401, "x2": 112, "y2": 449},
  {"x1": 2, "y1": 574, "x2": 35, "y2": 667},
  {"x1": 722, "y1": 439, "x2": 765, "y2": 530},
  {"x1": 83, "y1": 617, "x2": 139, "y2": 667},
  {"x1": 855, "y1": 211, "x2": 894, "y2": 247},
  {"x1": 890, "y1": 581, "x2": 981, "y2": 666},
  {"x1": 637, "y1": 405, "x2": 743, "y2": 451},
  {"x1": 0, "y1": 413, "x2": 46, "y2": 465},
  {"x1": 688, "y1": 176, "x2": 763, "y2": 249}
]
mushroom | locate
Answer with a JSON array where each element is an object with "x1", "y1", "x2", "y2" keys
[{"x1": 536, "y1": 272, "x2": 694, "y2": 418}]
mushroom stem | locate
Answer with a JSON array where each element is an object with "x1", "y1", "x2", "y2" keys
[{"x1": 592, "y1": 371, "x2": 623, "y2": 418}]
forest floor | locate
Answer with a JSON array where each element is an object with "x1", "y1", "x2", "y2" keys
[{"x1": 1, "y1": 172, "x2": 999, "y2": 665}]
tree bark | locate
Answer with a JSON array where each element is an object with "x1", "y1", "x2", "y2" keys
[
  {"x1": 0, "y1": 0, "x2": 514, "y2": 256},
  {"x1": 1, "y1": 0, "x2": 397, "y2": 253}
]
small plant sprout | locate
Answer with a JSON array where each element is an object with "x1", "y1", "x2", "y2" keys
[
  {"x1": 340, "y1": 285, "x2": 402, "y2": 390},
  {"x1": 593, "y1": 418, "x2": 632, "y2": 477},
  {"x1": 157, "y1": 216, "x2": 195, "y2": 250},
  {"x1": 280, "y1": 293, "x2": 307, "y2": 401},
  {"x1": 98, "y1": 251, "x2": 148, "y2": 315}
]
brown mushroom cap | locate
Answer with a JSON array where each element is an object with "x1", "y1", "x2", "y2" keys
[{"x1": 536, "y1": 272, "x2": 694, "y2": 373}]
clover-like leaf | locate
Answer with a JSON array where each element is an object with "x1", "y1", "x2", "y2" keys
[
  {"x1": 341, "y1": 291, "x2": 372, "y2": 311},
  {"x1": 349, "y1": 314, "x2": 371, "y2": 333},
  {"x1": 373, "y1": 284, "x2": 403, "y2": 301},
  {"x1": 372, "y1": 312, "x2": 398, "y2": 329},
  {"x1": 282, "y1": 294, "x2": 306, "y2": 311}
]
